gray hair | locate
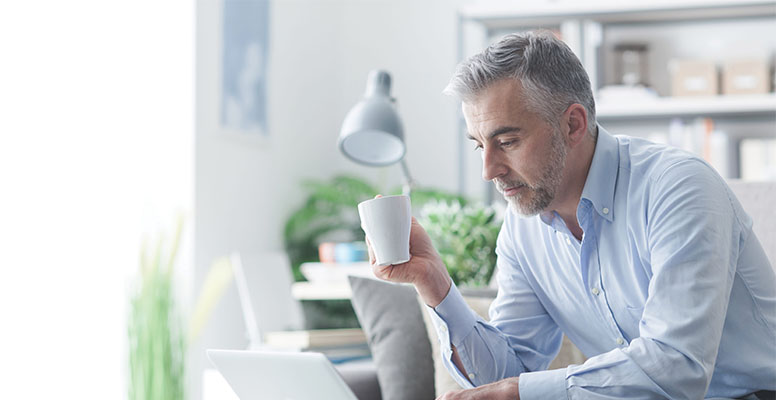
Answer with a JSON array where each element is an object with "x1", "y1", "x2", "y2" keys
[{"x1": 444, "y1": 31, "x2": 597, "y2": 137}]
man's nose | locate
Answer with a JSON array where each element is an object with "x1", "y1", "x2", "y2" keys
[{"x1": 481, "y1": 147, "x2": 506, "y2": 182}]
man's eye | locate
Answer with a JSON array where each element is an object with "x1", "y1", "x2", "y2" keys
[
  {"x1": 499, "y1": 140, "x2": 515, "y2": 148},
  {"x1": 473, "y1": 143, "x2": 483, "y2": 151}
]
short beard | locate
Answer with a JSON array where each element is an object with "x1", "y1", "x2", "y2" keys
[{"x1": 495, "y1": 127, "x2": 567, "y2": 216}]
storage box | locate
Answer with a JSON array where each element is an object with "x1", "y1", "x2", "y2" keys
[
  {"x1": 670, "y1": 60, "x2": 718, "y2": 97},
  {"x1": 722, "y1": 59, "x2": 769, "y2": 95}
]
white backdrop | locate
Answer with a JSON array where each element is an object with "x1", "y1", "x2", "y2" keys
[{"x1": 0, "y1": 0, "x2": 194, "y2": 398}]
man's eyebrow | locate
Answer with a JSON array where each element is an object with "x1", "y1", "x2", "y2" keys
[{"x1": 466, "y1": 126, "x2": 521, "y2": 141}]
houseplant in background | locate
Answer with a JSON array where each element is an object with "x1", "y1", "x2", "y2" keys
[
  {"x1": 128, "y1": 217, "x2": 186, "y2": 400},
  {"x1": 419, "y1": 200, "x2": 501, "y2": 288},
  {"x1": 128, "y1": 217, "x2": 236, "y2": 400},
  {"x1": 283, "y1": 175, "x2": 378, "y2": 282},
  {"x1": 283, "y1": 174, "x2": 466, "y2": 328}
]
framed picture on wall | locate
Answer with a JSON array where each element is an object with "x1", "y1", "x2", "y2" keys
[{"x1": 221, "y1": 0, "x2": 269, "y2": 135}]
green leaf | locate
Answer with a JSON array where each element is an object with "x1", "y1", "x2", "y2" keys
[{"x1": 418, "y1": 200, "x2": 501, "y2": 288}]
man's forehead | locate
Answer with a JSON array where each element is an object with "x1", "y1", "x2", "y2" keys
[{"x1": 462, "y1": 81, "x2": 529, "y2": 140}]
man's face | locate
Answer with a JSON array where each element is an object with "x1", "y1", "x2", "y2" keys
[{"x1": 463, "y1": 79, "x2": 568, "y2": 216}]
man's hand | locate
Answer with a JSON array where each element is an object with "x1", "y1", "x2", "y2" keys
[
  {"x1": 365, "y1": 206, "x2": 452, "y2": 307},
  {"x1": 437, "y1": 377, "x2": 520, "y2": 400}
]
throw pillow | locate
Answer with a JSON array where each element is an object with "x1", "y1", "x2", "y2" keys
[{"x1": 348, "y1": 276, "x2": 435, "y2": 400}]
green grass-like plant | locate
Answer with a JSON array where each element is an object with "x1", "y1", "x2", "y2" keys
[{"x1": 128, "y1": 218, "x2": 185, "y2": 400}]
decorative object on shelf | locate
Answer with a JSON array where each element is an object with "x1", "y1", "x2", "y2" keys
[
  {"x1": 613, "y1": 43, "x2": 650, "y2": 87},
  {"x1": 128, "y1": 218, "x2": 186, "y2": 400},
  {"x1": 722, "y1": 59, "x2": 770, "y2": 95},
  {"x1": 670, "y1": 59, "x2": 719, "y2": 97},
  {"x1": 339, "y1": 70, "x2": 415, "y2": 196},
  {"x1": 318, "y1": 242, "x2": 368, "y2": 263},
  {"x1": 419, "y1": 200, "x2": 501, "y2": 288}
]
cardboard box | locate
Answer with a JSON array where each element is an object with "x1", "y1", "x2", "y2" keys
[
  {"x1": 722, "y1": 59, "x2": 769, "y2": 95},
  {"x1": 670, "y1": 60, "x2": 718, "y2": 97}
]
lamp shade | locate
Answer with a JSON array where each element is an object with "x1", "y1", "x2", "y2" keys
[{"x1": 338, "y1": 70, "x2": 405, "y2": 167}]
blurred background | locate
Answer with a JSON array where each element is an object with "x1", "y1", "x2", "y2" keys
[{"x1": 0, "y1": 0, "x2": 773, "y2": 399}]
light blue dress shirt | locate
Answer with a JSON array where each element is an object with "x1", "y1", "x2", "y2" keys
[{"x1": 429, "y1": 126, "x2": 776, "y2": 399}]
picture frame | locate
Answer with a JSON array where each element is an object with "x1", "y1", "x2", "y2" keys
[{"x1": 220, "y1": 0, "x2": 270, "y2": 136}]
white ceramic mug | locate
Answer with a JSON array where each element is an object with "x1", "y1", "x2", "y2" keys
[{"x1": 357, "y1": 195, "x2": 411, "y2": 266}]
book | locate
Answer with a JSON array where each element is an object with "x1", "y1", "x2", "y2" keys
[
  {"x1": 263, "y1": 328, "x2": 367, "y2": 349},
  {"x1": 740, "y1": 138, "x2": 776, "y2": 181},
  {"x1": 315, "y1": 343, "x2": 372, "y2": 364}
]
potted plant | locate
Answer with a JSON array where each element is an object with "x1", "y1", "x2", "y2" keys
[
  {"x1": 283, "y1": 174, "x2": 467, "y2": 328},
  {"x1": 419, "y1": 200, "x2": 501, "y2": 288}
]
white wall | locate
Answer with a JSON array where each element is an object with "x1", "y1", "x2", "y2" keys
[
  {"x1": 0, "y1": 0, "x2": 194, "y2": 399},
  {"x1": 192, "y1": 0, "x2": 465, "y2": 398}
]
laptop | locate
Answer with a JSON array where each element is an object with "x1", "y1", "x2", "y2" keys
[{"x1": 206, "y1": 349, "x2": 358, "y2": 400}]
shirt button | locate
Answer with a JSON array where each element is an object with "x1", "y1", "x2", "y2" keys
[
  {"x1": 616, "y1": 338, "x2": 625, "y2": 345},
  {"x1": 591, "y1": 287, "x2": 600, "y2": 296},
  {"x1": 468, "y1": 373, "x2": 475, "y2": 380},
  {"x1": 602, "y1": 207, "x2": 610, "y2": 215},
  {"x1": 565, "y1": 237, "x2": 571, "y2": 245},
  {"x1": 440, "y1": 325, "x2": 447, "y2": 332}
]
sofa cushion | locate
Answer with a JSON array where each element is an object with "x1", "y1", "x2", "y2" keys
[
  {"x1": 334, "y1": 358, "x2": 382, "y2": 400},
  {"x1": 348, "y1": 276, "x2": 435, "y2": 400}
]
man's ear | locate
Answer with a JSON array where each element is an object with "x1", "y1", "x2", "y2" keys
[{"x1": 563, "y1": 103, "x2": 588, "y2": 147}]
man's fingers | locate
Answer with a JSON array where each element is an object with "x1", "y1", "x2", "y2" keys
[{"x1": 365, "y1": 235, "x2": 376, "y2": 265}]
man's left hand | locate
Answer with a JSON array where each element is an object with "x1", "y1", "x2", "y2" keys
[{"x1": 437, "y1": 377, "x2": 519, "y2": 400}]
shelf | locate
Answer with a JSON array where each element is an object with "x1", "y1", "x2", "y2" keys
[
  {"x1": 596, "y1": 94, "x2": 776, "y2": 120},
  {"x1": 300, "y1": 262, "x2": 372, "y2": 283},
  {"x1": 294, "y1": 262, "x2": 374, "y2": 300},
  {"x1": 292, "y1": 281, "x2": 353, "y2": 300},
  {"x1": 460, "y1": 0, "x2": 776, "y2": 29}
]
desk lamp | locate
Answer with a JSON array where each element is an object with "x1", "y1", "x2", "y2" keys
[{"x1": 339, "y1": 70, "x2": 414, "y2": 195}]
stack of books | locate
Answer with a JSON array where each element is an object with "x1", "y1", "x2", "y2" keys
[{"x1": 263, "y1": 328, "x2": 371, "y2": 364}]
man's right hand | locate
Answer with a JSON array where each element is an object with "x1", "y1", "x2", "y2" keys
[{"x1": 366, "y1": 215, "x2": 452, "y2": 307}]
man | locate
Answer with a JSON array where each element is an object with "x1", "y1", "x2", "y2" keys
[{"x1": 367, "y1": 31, "x2": 776, "y2": 399}]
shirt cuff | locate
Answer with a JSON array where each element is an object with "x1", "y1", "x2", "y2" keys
[
  {"x1": 519, "y1": 368, "x2": 567, "y2": 400},
  {"x1": 432, "y1": 282, "x2": 477, "y2": 345}
]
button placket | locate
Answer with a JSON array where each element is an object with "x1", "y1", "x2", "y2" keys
[{"x1": 582, "y1": 219, "x2": 622, "y2": 343}]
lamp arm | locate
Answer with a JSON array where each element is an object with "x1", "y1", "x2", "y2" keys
[{"x1": 399, "y1": 159, "x2": 415, "y2": 197}]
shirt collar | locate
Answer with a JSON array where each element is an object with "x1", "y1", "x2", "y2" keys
[{"x1": 580, "y1": 125, "x2": 619, "y2": 222}]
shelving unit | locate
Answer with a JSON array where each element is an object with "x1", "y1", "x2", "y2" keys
[
  {"x1": 455, "y1": 0, "x2": 776, "y2": 198},
  {"x1": 597, "y1": 93, "x2": 776, "y2": 120},
  {"x1": 459, "y1": 0, "x2": 776, "y2": 28}
]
